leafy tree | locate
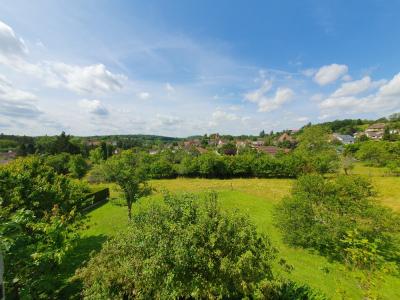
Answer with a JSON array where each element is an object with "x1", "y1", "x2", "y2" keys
[
  {"x1": 99, "y1": 150, "x2": 150, "y2": 219},
  {"x1": 77, "y1": 193, "x2": 278, "y2": 299},
  {"x1": 45, "y1": 153, "x2": 71, "y2": 175},
  {"x1": 54, "y1": 132, "x2": 80, "y2": 154},
  {"x1": 355, "y1": 141, "x2": 391, "y2": 167},
  {"x1": 275, "y1": 175, "x2": 400, "y2": 264},
  {"x1": 294, "y1": 126, "x2": 339, "y2": 174},
  {"x1": 68, "y1": 154, "x2": 89, "y2": 179},
  {"x1": 342, "y1": 155, "x2": 355, "y2": 175},
  {"x1": 0, "y1": 156, "x2": 88, "y2": 299},
  {"x1": 89, "y1": 147, "x2": 104, "y2": 164}
]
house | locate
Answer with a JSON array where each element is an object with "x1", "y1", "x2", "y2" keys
[
  {"x1": 0, "y1": 150, "x2": 16, "y2": 165},
  {"x1": 278, "y1": 133, "x2": 294, "y2": 144},
  {"x1": 365, "y1": 123, "x2": 386, "y2": 140},
  {"x1": 251, "y1": 140, "x2": 264, "y2": 147},
  {"x1": 195, "y1": 147, "x2": 208, "y2": 154},
  {"x1": 332, "y1": 133, "x2": 355, "y2": 145},
  {"x1": 254, "y1": 146, "x2": 289, "y2": 156}
]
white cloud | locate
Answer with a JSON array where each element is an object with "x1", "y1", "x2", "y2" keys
[
  {"x1": 302, "y1": 68, "x2": 316, "y2": 77},
  {"x1": 212, "y1": 110, "x2": 238, "y2": 121},
  {"x1": 245, "y1": 80, "x2": 294, "y2": 112},
  {"x1": 0, "y1": 75, "x2": 41, "y2": 118},
  {"x1": 137, "y1": 91, "x2": 150, "y2": 99},
  {"x1": 0, "y1": 20, "x2": 28, "y2": 58},
  {"x1": 79, "y1": 99, "x2": 109, "y2": 116},
  {"x1": 258, "y1": 88, "x2": 294, "y2": 112},
  {"x1": 314, "y1": 64, "x2": 348, "y2": 85},
  {"x1": 296, "y1": 116, "x2": 309, "y2": 122},
  {"x1": 43, "y1": 62, "x2": 125, "y2": 94},
  {"x1": 319, "y1": 72, "x2": 400, "y2": 118},
  {"x1": 331, "y1": 76, "x2": 385, "y2": 98},
  {"x1": 244, "y1": 80, "x2": 272, "y2": 103},
  {"x1": 154, "y1": 114, "x2": 182, "y2": 127}
]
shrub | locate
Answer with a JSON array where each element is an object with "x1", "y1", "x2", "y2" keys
[
  {"x1": 275, "y1": 174, "x2": 400, "y2": 263},
  {"x1": 77, "y1": 193, "x2": 278, "y2": 299}
]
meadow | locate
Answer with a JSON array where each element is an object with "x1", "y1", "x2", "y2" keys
[{"x1": 71, "y1": 166, "x2": 400, "y2": 300}]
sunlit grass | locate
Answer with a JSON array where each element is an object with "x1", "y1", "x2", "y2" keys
[{"x1": 79, "y1": 175, "x2": 400, "y2": 299}]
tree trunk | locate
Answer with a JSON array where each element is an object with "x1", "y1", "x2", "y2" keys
[{"x1": 127, "y1": 201, "x2": 132, "y2": 220}]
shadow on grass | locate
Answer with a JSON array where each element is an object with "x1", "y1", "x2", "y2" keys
[{"x1": 58, "y1": 234, "x2": 107, "y2": 299}]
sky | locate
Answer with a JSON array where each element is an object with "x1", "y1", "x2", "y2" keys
[{"x1": 0, "y1": 0, "x2": 400, "y2": 137}]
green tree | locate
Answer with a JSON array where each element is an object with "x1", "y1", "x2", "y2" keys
[
  {"x1": 275, "y1": 175, "x2": 400, "y2": 263},
  {"x1": 0, "y1": 156, "x2": 88, "y2": 299},
  {"x1": 68, "y1": 154, "x2": 89, "y2": 179},
  {"x1": 99, "y1": 150, "x2": 150, "y2": 219},
  {"x1": 294, "y1": 126, "x2": 339, "y2": 174},
  {"x1": 77, "y1": 193, "x2": 278, "y2": 299},
  {"x1": 89, "y1": 147, "x2": 104, "y2": 164}
]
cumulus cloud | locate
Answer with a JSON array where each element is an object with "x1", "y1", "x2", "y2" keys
[
  {"x1": 43, "y1": 62, "x2": 125, "y2": 94},
  {"x1": 314, "y1": 64, "x2": 348, "y2": 85},
  {"x1": 0, "y1": 20, "x2": 126, "y2": 95},
  {"x1": 319, "y1": 72, "x2": 400, "y2": 117},
  {"x1": 244, "y1": 80, "x2": 293, "y2": 112},
  {"x1": 0, "y1": 75, "x2": 42, "y2": 118},
  {"x1": 245, "y1": 80, "x2": 272, "y2": 103},
  {"x1": 257, "y1": 88, "x2": 294, "y2": 112},
  {"x1": 79, "y1": 99, "x2": 109, "y2": 116},
  {"x1": 331, "y1": 76, "x2": 385, "y2": 98}
]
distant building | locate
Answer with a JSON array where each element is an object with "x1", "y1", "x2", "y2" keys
[
  {"x1": 365, "y1": 123, "x2": 386, "y2": 140},
  {"x1": 254, "y1": 146, "x2": 289, "y2": 156},
  {"x1": 251, "y1": 140, "x2": 264, "y2": 147},
  {"x1": 278, "y1": 133, "x2": 295, "y2": 143},
  {"x1": 332, "y1": 133, "x2": 355, "y2": 145}
]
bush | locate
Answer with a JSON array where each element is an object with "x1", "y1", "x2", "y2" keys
[
  {"x1": 68, "y1": 154, "x2": 89, "y2": 178},
  {"x1": 0, "y1": 156, "x2": 89, "y2": 299},
  {"x1": 275, "y1": 174, "x2": 400, "y2": 264},
  {"x1": 77, "y1": 193, "x2": 278, "y2": 299}
]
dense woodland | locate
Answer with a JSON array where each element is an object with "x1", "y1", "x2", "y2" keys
[{"x1": 1, "y1": 114, "x2": 400, "y2": 299}]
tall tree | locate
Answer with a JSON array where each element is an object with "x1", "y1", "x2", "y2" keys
[{"x1": 99, "y1": 150, "x2": 150, "y2": 219}]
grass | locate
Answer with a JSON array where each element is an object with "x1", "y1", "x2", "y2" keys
[{"x1": 69, "y1": 166, "x2": 400, "y2": 299}]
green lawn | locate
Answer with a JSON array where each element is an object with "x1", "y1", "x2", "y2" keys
[{"x1": 70, "y1": 176, "x2": 400, "y2": 299}]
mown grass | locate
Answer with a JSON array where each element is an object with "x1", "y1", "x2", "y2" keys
[{"x1": 75, "y1": 175, "x2": 400, "y2": 299}]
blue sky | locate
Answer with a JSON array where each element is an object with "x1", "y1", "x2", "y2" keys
[{"x1": 0, "y1": 0, "x2": 400, "y2": 136}]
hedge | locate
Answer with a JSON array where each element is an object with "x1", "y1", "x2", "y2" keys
[{"x1": 82, "y1": 188, "x2": 110, "y2": 211}]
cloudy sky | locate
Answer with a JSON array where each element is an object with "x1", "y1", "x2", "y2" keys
[{"x1": 0, "y1": 0, "x2": 400, "y2": 137}]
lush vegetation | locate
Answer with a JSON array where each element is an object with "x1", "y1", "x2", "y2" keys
[
  {"x1": 77, "y1": 192, "x2": 325, "y2": 299},
  {"x1": 2, "y1": 114, "x2": 400, "y2": 299},
  {"x1": 0, "y1": 157, "x2": 90, "y2": 299}
]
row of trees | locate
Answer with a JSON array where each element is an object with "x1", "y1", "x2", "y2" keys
[{"x1": 89, "y1": 126, "x2": 339, "y2": 181}]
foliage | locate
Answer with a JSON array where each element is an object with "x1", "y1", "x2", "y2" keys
[
  {"x1": 275, "y1": 174, "x2": 400, "y2": 264},
  {"x1": 294, "y1": 126, "x2": 339, "y2": 174},
  {"x1": 0, "y1": 156, "x2": 89, "y2": 299},
  {"x1": 89, "y1": 147, "x2": 104, "y2": 164},
  {"x1": 68, "y1": 154, "x2": 89, "y2": 179},
  {"x1": 218, "y1": 142, "x2": 237, "y2": 155},
  {"x1": 97, "y1": 150, "x2": 150, "y2": 219},
  {"x1": 77, "y1": 193, "x2": 279, "y2": 299},
  {"x1": 355, "y1": 141, "x2": 397, "y2": 167}
]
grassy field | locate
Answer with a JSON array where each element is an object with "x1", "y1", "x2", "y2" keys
[{"x1": 71, "y1": 172, "x2": 400, "y2": 300}]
